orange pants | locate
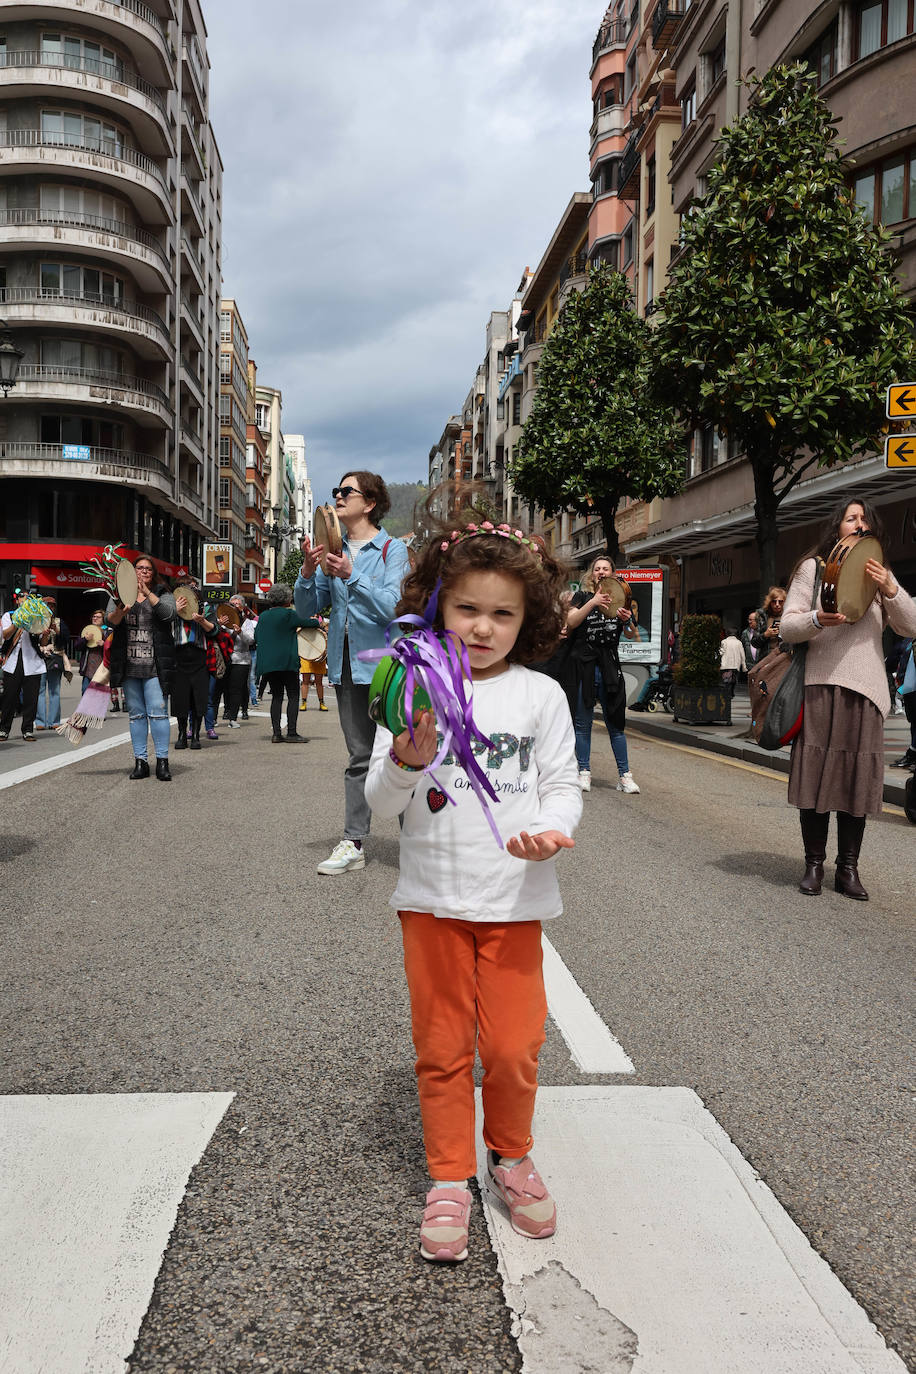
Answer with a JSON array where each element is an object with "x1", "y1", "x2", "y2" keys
[{"x1": 399, "y1": 911, "x2": 547, "y2": 1181}]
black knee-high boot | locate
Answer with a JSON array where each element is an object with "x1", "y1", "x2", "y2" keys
[
  {"x1": 798, "y1": 809, "x2": 829, "y2": 895},
  {"x1": 175, "y1": 714, "x2": 188, "y2": 749},
  {"x1": 190, "y1": 712, "x2": 202, "y2": 750},
  {"x1": 835, "y1": 812, "x2": 868, "y2": 900}
]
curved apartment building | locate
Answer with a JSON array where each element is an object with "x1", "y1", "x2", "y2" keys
[{"x1": 0, "y1": 0, "x2": 222, "y2": 618}]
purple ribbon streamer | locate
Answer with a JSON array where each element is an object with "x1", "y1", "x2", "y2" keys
[{"x1": 359, "y1": 581, "x2": 504, "y2": 848}]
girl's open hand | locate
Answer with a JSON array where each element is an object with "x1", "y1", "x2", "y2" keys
[
  {"x1": 506, "y1": 830, "x2": 575, "y2": 862},
  {"x1": 391, "y1": 709, "x2": 437, "y2": 769}
]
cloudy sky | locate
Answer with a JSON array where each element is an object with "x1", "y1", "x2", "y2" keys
[{"x1": 204, "y1": 0, "x2": 601, "y2": 503}]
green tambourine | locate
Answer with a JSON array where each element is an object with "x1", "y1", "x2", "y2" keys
[{"x1": 368, "y1": 657, "x2": 433, "y2": 734}]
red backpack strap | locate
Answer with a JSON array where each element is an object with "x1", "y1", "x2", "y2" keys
[{"x1": 382, "y1": 539, "x2": 391, "y2": 564}]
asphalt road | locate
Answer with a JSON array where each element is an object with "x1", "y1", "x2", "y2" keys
[{"x1": 1, "y1": 699, "x2": 913, "y2": 1372}]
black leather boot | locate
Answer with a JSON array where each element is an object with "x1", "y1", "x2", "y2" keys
[
  {"x1": 129, "y1": 758, "x2": 150, "y2": 780},
  {"x1": 175, "y1": 715, "x2": 188, "y2": 749},
  {"x1": 189, "y1": 716, "x2": 202, "y2": 750},
  {"x1": 798, "y1": 809, "x2": 828, "y2": 895},
  {"x1": 835, "y1": 812, "x2": 868, "y2": 900},
  {"x1": 155, "y1": 757, "x2": 172, "y2": 781}
]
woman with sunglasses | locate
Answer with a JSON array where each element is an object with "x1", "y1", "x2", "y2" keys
[{"x1": 295, "y1": 472, "x2": 411, "y2": 875}]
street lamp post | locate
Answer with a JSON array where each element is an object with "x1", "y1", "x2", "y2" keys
[
  {"x1": 263, "y1": 512, "x2": 303, "y2": 582},
  {"x1": 0, "y1": 320, "x2": 25, "y2": 396}
]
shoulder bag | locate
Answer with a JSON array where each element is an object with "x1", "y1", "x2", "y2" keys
[{"x1": 749, "y1": 559, "x2": 823, "y2": 751}]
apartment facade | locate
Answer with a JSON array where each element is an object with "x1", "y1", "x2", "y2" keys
[
  {"x1": 241, "y1": 355, "x2": 267, "y2": 599},
  {"x1": 218, "y1": 297, "x2": 247, "y2": 584},
  {"x1": 623, "y1": 0, "x2": 916, "y2": 621},
  {"x1": 285, "y1": 433, "x2": 312, "y2": 542},
  {"x1": 0, "y1": 0, "x2": 222, "y2": 621}
]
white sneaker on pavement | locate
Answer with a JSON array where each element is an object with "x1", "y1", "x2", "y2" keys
[
  {"x1": 316, "y1": 839, "x2": 366, "y2": 875},
  {"x1": 578, "y1": 769, "x2": 591, "y2": 792},
  {"x1": 616, "y1": 772, "x2": 640, "y2": 794}
]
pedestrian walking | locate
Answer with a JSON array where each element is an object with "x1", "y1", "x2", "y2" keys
[
  {"x1": 35, "y1": 596, "x2": 72, "y2": 731},
  {"x1": 740, "y1": 612, "x2": 758, "y2": 671},
  {"x1": 295, "y1": 471, "x2": 411, "y2": 873},
  {"x1": 171, "y1": 594, "x2": 217, "y2": 753},
  {"x1": 254, "y1": 584, "x2": 316, "y2": 743},
  {"x1": 221, "y1": 596, "x2": 257, "y2": 725},
  {"x1": 565, "y1": 555, "x2": 639, "y2": 795},
  {"x1": 106, "y1": 555, "x2": 176, "y2": 780},
  {"x1": 365, "y1": 499, "x2": 580, "y2": 1263},
  {"x1": 781, "y1": 496, "x2": 916, "y2": 898},
  {"x1": 753, "y1": 587, "x2": 786, "y2": 657},
  {"x1": 719, "y1": 626, "x2": 746, "y2": 701},
  {"x1": 0, "y1": 590, "x2": 50, "y2": 742},
  {"x1": 78, "y1": 610, "x2": 108, "y2": 695}
]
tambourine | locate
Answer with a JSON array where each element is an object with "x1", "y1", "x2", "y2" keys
[
  {"x1": 218, "y1": 602, "x2": 241, "y2": 630},
  {"x1": 11, "y1": 595, "x2": 53, "y2": 633},
  {"x1": 115, "y1": 558, "x2": 139, "y2": 608},
  {"x1": 174, "y1": 585, "x2": 199, "y2": 621},
  {"x1": 820, "y1": 532, "x2": 883, "y2": 624},
  {"x1": 596, "y1": 574, "x2": 632, "y2": 618},
  {"x1": 368, "y1": 657, "x2": 433, "y2": 735},
  {"x1": 81, "y1": 625, "x2": 104, "y2": 648},
  {"x1": 298, "y1": 626, "x2": 327, "y2": 664},
  {"x1": 313, "y1": 504, "x2": 343, "y2": 574}
]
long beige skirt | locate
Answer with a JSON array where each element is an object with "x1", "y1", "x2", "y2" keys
[{"x1": 788, "y1": 685, "x2": 884, "y2": 816}]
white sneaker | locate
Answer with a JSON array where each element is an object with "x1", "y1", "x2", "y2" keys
[
  {"x1": 578, "y1": 769, "x2": 591, "y2": 792},
  {"x1": 616, "y1": 772, "x2": 640, "y2": 794},
  {"x1": 317, "y1": 839, "x2": 366, "y2": 875}
]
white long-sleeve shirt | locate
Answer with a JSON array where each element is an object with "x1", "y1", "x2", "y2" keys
[
  {"x1": 719, "y1": 635, "x2": 747, "y2": 672},
  {"x1": 365, "y1": 664, "x2": 582, "y2": 924}
]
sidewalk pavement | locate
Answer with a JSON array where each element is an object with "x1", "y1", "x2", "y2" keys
[{"x1": 624, "y1": 689, "x2": 915, "y2": 810}]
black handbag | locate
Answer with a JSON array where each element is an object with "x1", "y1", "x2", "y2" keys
[
  {"x1": 45, "y1": 652, "x2": 65, "y2": 673},
  {"x1": 749, "y1": 559, "x2": 822, "y2": 751}
]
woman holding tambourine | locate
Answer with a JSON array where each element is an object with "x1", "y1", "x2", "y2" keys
[
  {"x1": 781, "y1": 496, "x2": 916, "y2": 900},
  {"x1": 107, "y1": 554, "x2": 177, "y2": 780}
]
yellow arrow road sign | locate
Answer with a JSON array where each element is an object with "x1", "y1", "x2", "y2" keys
[
  {"x1": 886, "y1": 383, "x2": 916, "y2": 418},
  {"x1": 885, "y1": 434, "x2": 916, "y2": 467}
]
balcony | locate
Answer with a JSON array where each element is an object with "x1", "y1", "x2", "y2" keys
[
  {"x1": 180, "y1": 235, "x2": 206, "y2": 293},
  {"x1": 497, "y1": 353, "x2": 522, "y2": 401},
  {"x1": 181, "y1": 37, "x2": 206, "y2": 117},
  {"x1": 618, "y1": 132, "x2": 641, "y2": 200},
  {"x1": 0, "y1": 440, "x2": 172, "y2": 497},
  {"x1": 592, "y1": 17, "x2": 628, "y2": 64},
  {"x1": 0, "y1": 0, "x2": 171, "y2": 82},
  {"x1": 179, "y1": 422, "x2": 204, "y2": 463},
  {"x1": 0, "y1": 286, "x2": 169, "y2": 359},
  {"x1": 590, "y1": 103, "x2": 628, "y2": 147},
  {"x1": 179, "y1": 291, "x2": 205, "y2": 348},
  {"x1": 0, "y1": 50, "x2": 170, "y2": 153},
  {"x1": 0, "y1": 130, "x2": 170, "y2": 222},
  {"x1": 181, "y1": 103, "x2": 207, "y2": 178},
  {"x1": 180, "y1": 168, "x2": 206, "y2": 234},
  {"x1": 180, "y1": 355, "x2": 204, "y2": 406},
  {"x1": 652, "y1": 0, "x2": 687, "y2": 49},
  {"x1": 0, "y1": 207, "x2": 171, "y2": 292},
  {"x1": 180, "y1": 481, "x2": 204, "y2": 521},
  {"x1": 16, "y1": 363, "x2": 170, "y2": 426}
]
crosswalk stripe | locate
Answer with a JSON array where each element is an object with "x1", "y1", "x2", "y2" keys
[
  {"x1": 0, "y1": 1092, "x2": 234, "y2": 1373},
  {"x1": 542, "y1": 934, "x2": 635, "y2": 1074},
  {"x1": 0, "y1": 732, "x2": 133, "y2": 792}
]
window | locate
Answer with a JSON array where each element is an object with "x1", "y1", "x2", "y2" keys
[
  {"x1": 856, "y1": 0, "x2": 913, "y2": 56},
  {"x1": 219, "y1": 394, "x2": 231, "y2": 422},
  {"x1": 219, "y1": 478, "x2": 230, "y2": 506},
  {"x1": 40, "y1": 413, "x2": 123, "y2": 447},
  {"x1": 40, "y1": 262, "x2": 124, "y2": 304},
  {"x1": 39, "y1": 184, "x2": 127, "y2": 225},
  {"x1": 646, "y1": 155, "x2": 656, "y2": 215},
  {"x1": 40, "y1": 339, "x2": 125, "y2": 374},
  {"x1": 622, "y1": 222, "x2": 634, "y2": 266},
  {"x1": 681, "y1": 77, "x2": 697, "y2": 130},
  {"x1": 512, "y1": 391, "x2": 521, "y2": 426},
  {"x1": 853, "y1": 145, "x2": 916, "y2": 224},
  {"x1": 41, "y1": 109, "x2": 124, "y2": 155},
  {"x1": 219, "y1": 311, "x2": 231, "y2": 341},
  {"x1": 803, "y1": 20, "x2": 838, "y2": 87},
  {"x1": 709, "y1": 35, "x2": 727, "y2": 86},
  {"x1": 40, "y1": 32, "x2": 122, "y2": 78},
  {"x1": 219, "y1": 436, "x2": 230, "y2": 465},
  {"x1": 218, "y1": 519, "x2": 230, "y2": 541},
  {"x1": 592, "y1": 157, "x2": 619, "y2": 198},
  {"x1": 625, "y1": 52, "x2": 638, "y2": 99},
  {"x1": 645, "y1": 257, "x2": 654, "y2": 311}
]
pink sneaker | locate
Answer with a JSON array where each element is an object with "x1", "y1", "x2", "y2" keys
[
  {"x1": 419, "y1": 1186, "x2": 471, "y2": 1262},
  {"x1": 206, "y1": 729, "x2": 218, "y2": 740},
  {"x1": 487, "y1": 1152, "x2": 556, "y2": 1238}
]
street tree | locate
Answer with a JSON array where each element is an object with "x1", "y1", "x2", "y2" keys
[
  {"x1": 512, "y1": 263, "x2": 686, "y2": 563},
  {"x1": 279, "y1": 547, "x2": 303, "y2": 587},
  {"x1": 650, "y1": 62, "x2": 916, "y2": 597}
]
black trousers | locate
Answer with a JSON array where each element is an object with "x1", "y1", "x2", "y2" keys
[
  {"x1": 171, "y1": 645, "x2": 209, "y2": 721},
  {"x1": 266, "y1": 670, "x2": 299, "y2": 736},
  {"x1": 225, "y1": 663, "x2": 250, "y2": 721},
  {"x1": 1, "y1": 659, "x2": 42, "y2": 735}
]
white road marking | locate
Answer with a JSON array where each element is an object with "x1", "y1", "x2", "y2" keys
[
  {"x1": 477, "y1": 1087, "x2": 906, "y2": 1374},
  {"x1": 0, "y1": 731, "x2": 132, "y2": 791},
  {"x1": 0, "y1": 1092, "x2": 234, "y2": 1373},
  {"x1": 542, "y1": 934, "x2": 635, "y2": 1074}
]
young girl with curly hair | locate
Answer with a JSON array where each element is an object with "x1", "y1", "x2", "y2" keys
[{"x1": 365, "y1": 500, "x2": 582, "y2": 1264}]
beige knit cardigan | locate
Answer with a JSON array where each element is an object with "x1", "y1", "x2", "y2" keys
[{"x1": 781, "y1": 557, "x2": 916, "y2": 717}]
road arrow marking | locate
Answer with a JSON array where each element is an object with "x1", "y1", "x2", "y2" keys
[{"x1": 885, "y1": 434, "x2": 916, "y2": 468}]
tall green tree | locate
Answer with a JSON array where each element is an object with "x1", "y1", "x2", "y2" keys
[
  {"x1": 512, "y1": 264, "x2": 686, "y2": 562},
  {"x1": 650, "y1": 63, "x2": 915, "y2": 598},
  {"x1": 279, "y1": 547, "x2": 303, "y2": 587}
]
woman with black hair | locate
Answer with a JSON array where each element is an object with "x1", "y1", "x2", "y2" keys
[{"x1": 781, "y1": 495, "x2": 916, "y2": 899}]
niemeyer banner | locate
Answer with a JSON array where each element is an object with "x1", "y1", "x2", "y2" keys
[{"x1": 617, "y1": 568, "x2": 665, "y2": 666}]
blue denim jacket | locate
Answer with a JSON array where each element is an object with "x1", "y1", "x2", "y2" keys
[{"x1": 294, "y1": 527, "x2": 410, "y2": 686}]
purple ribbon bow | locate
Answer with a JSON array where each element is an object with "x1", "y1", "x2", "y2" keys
[{"x1": 358, "y1": 581, "x2": 504, "y2": 847}]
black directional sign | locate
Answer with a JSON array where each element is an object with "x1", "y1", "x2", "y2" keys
[
  {"x1": 886, "y1": 383, "x2": 916, "y2": 418},
  {"x1": 885, "y1": 434, "x2": 916, "y2": 468}
]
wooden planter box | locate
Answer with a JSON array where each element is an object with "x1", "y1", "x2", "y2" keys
[{"x1": 671, "y1": 684, "x2": 732, "y2": 725}]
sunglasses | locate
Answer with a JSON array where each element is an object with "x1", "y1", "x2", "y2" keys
[{"x1": 332, "y1": 485, "x2": 363, "y2": 501}]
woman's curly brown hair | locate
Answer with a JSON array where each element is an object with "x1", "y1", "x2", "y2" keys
[{"x1": 398, "y1": 486, "x2": 570, "y2": 664}]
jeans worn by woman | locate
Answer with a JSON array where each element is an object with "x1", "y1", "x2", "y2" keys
[
  {"x1": 123, "y1": 676, "x2": 170, "y2": 761},
  {"x1": 36, "y1": 667, "x2": 63, "y2": 728},
  {"x1": 574, "y1": 668, "x2": 629, "y2": 775}
]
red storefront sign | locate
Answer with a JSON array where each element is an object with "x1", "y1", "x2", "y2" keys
[{"x1": 0, "y1": 542, "x2": 188, "y2": 580}]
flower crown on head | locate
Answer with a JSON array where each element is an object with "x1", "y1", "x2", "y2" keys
[{"x1": 439, "y1": 521, "x2": 542, "y2": 558}]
